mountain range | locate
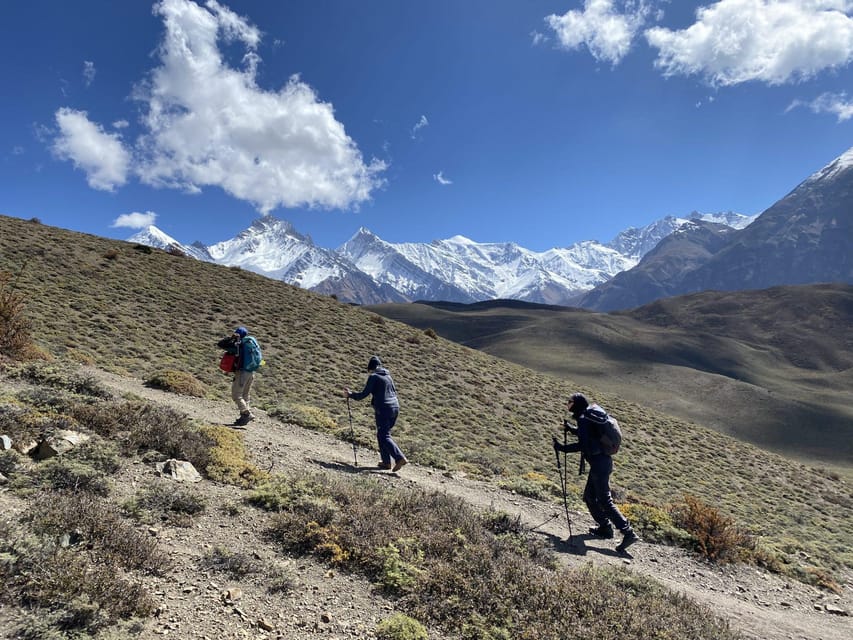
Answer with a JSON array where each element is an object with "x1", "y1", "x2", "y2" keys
[
  {"x1": 129, "y1": 210, "x2": 754, "y2": 306},
  {"x1": 129, "y1": 145, "x2": 853, "y2": 309}
]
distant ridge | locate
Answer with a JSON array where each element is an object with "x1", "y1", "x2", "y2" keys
[{"x1": 129, "y1": 210, "x2": 753, "y2": 306}]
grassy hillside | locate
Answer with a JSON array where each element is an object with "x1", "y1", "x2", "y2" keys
[
  {"x1": 366, "y1": 288, "x2": 853, "y2": 468},
  {"x1": 1, "y1": 214, "x2": 851, "y2": 580}
]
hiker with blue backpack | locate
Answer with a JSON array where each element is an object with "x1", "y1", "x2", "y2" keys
[
  {"x1": 553, "y1": 392, "x2": 639, "y2": 553},
  {"x1": 217, "y1": 326, "x2": 263, "y2": 426}
]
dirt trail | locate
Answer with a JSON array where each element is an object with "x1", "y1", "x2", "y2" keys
[{"x1": 78, "y1": 368, "x2": 853, "y2": 639}]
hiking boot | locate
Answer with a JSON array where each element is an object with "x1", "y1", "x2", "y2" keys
[
  {"x1": 588, "y1": 525, "x2": 614, "y2": 539},
  {"x1": 234, "y1": 412, "x2": 254, "y2": 426},
  {"x1": 616, "y1": 529, "x2": 640, "y2": 553},
  {"x1": 391, "y1": 458, "x2": 408, "y2": 472},
  {"x1": 377, "y1": 461, "x2": 393, "y2": 470}
]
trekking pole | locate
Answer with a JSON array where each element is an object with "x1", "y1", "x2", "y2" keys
[
  {"x1": 346, "y1": 397, "x2": 359, "y2": 467},
  {"x1": 528, "y1": 512, "x2": 560, "y2": 533},
  {"x1": 555, "y1": 430, "x2": 573, "y2": 544}
]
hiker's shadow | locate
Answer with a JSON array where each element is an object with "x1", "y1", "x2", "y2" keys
[
  {"x1": 544, "y1": 532, "x2": 633, "y2": 559},
  {"x1": 309, "y1": 459, "x2": 385, "y2": 475}
]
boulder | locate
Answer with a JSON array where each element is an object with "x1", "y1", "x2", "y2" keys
[
  {"x1": 0, "y1": 435, "x2": 11, "y2": 450},
  {"x1": 155, "y1": 459, "x2": 202, "y2": 483},
  {"x1": 33, "y1": 430, "x2": 90, "y2": 460}
]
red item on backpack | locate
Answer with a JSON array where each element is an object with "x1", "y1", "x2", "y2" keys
[{"x1": 219, "y1": 352, "x2": 237, "y2": 373}]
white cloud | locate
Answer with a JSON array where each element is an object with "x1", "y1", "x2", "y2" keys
[
  {"x1": 645, "y1": 0, "x2": 853, "y2": 86},
  {"x1": 787, "y1": 91, "x2": 853, "y2": 120},
  {"x1": 433, "y1": 171, "x2": 452, "y2": 185},
  {"x1": 53, "y1": 0, "x2": 384, "y2": 211},
  {"x1": 411, "y1": 114, "x2": 429, "y2": 138},
  {"x1": 83, "y1": 60, "x2": 96, "y2": 87},
  {"x1": 111, "y1": 211, "x2": 158, "y2": 229},
  {"x1": 131, "y1": 0, "x2": 385, "y2": 212},
  {"x1": 546, "y1": 0, "x2": 653, "y2": 65},
  {"x1": 531, "y1": 30, "x2": 549, "y2": 46},
  {"x1": 52, "y1": 108, "x2": 130, "y2": 191},
  {"x1": 112, "y1": 119, "x2": 130, "y2": 129}
]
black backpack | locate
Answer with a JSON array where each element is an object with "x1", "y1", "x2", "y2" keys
[{"x1": 584, "y1": 407, "x2": 622, "y2": 455}]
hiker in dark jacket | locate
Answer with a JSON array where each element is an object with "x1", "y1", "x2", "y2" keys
[
  {"x1": 344, "y1": 356, "x2": 408, "y2": 472},
  {"x1": 217, "y1": 326, "x2": 257, "y2": 426},
  {"x1": 553, "y1": 392, "x2": 639, "y2": 552}
]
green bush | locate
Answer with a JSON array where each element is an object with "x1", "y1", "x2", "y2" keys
[
  {"x1": 144, "y1": 369, "x2": 206, "y2": 397},
  {"x1": 270, "y1": 403, "x2": 337, "y2": 431},
  {"x1": 376, "y1": 613, "x2": 428, "y2": 640}
]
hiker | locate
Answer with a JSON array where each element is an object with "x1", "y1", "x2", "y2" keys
[
  {"x1": 553, "y1": 392, "x2": 639, "y2": 553},
  {"x1": 344, "y1": 355, "x2": 408, "y2": 472},
  {"x1": 217, "y1": 326, "x2": 262, "y2": 426}
]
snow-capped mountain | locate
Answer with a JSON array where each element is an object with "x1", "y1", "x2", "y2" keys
[
  {"x1": 608, "y1": 211, "x2": 755, "y2": 261},
  {"x1": 127, "y1": 211, "x2": 753, "y2": 306}
]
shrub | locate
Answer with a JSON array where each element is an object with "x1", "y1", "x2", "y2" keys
[
  {"x1": 201, "y1": 425, "x2": 267, "y2": 487},
  {"x1": 0, "y1": 509, "x2": 157, "y2": 637},
  {"x1": 123, "y1": 404, "x2": 214, "y2": 471},
  {"x1": 620, "y1": 501, "x2": 691, "y2": 546},
  {"x1": 498, "y1": 471, "x2": 560, "y2": 500},
  {"x1": 423, "y1": 327, "x2": 438, "y2": 339},
  {"x1": 125, "y1": 482, "x2": 207, "y2": 527},
  {"x1": 28, "y1": 492, "x2": 165, "y2": 572},
  {"x1": 376, "y1": 613, "x2": 428, "y2": 640},
  {"x1": 270, "y1": 403, "x2": 337, "y2": 432},
  {"x1": 10, "y1": 362, "x2": 112, "y2": 398},
  {"x1": 103, "y1": 249, "x2": 119, "y2": 260},
  {"x1": 201, "y1": 546, "x2": 261, "y2": 578},
  {"x1": 671, "y1": 494, "x2": 753, "y2": 563},
  {"x1": 144, "y1": 369, "x2": 206, "y2": 397},
  {"x1": 0, "y1": 269, "x2": 35, "y2": 360},
  {"x1": 18, "y1": 456, "x2": 112, "y2": 496}
]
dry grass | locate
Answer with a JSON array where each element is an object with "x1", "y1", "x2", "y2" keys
[
  {"x1": 253, "y1": 469, "x2": 739, "y2": 640},
  {"x1": 0, "y1": 214, "x2": 849, "y2": 581}
]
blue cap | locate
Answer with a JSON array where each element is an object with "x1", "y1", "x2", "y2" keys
[{"x1": 234, "y1": 326, "x2": 248, "y2": 337}]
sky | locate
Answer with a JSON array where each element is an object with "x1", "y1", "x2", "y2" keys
[{"x1": 2, "y1": 0, "x2": 853, "y2": 252}]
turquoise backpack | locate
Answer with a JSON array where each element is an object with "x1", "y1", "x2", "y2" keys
[{"x1": 241, "y1": 336, "x2": 263, "y2": 371}]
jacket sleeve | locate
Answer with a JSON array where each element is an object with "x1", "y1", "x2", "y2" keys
[
  {"x1": 349, "y1": 374, "x2": 376, "y2": 401},
  {"x1": 555, "y1": 440, "x2": 581, "y2": 453}
]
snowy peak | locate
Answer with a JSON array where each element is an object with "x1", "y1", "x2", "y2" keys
[
  {"x1": 805, "y1": 146, "x2": 853, "y2": 184},
  {"x1": 128, "y1": 210, "x2": 753, "y2": 307}
]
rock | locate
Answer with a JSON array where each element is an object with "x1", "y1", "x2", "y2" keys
[
  {"x1": 156, "y1": 459, "x2": 202, "y2": 483},
  {"x1": 0, "y1": 435, "x2": 11, "y2": 450},
  {"x1": 33, "y1": 430, "x2": 90, "y2": 460},
  {"x1": 221, "y1": 588, "x2": 242, "y2": 604},
  {"x1": 825, "y1": 603, "x2": 849, "y2": 616},
  {"x1": 13, "y1": 439, "x2": 37, "y2": 456},
  {"x1": 0, "y1": 472, "x2": 7, "y2": 484},
  {"x1": 320, "y1": 613, "x2": 332, "y2": 624},
  {"x1": 257, "y1": 618, "x2": 275, "y2": 632}
]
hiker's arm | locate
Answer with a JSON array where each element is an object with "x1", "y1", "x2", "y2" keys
[
  {"x1": 553, "y1": 438, "x2": 581, "y2": 454},
  {"x1": 348, "y1": 375, "x2": 375, "y2": 401}
]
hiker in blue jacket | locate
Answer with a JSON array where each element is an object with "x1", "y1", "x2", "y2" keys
[
  {"x1": 553, "y1": 392, "x2": 639, "y2": 552},
  {"x1": 217, "y1": 326, "x2": 259, "y2": 426},
  {"x1": 344, "y1": 355, "x2": 408, "y2": 472}
]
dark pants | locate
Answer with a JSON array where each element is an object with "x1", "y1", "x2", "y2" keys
[
  {"x1": 583, "y1": 455, "x2": 629, "y2": 532},
  {"x1": 375, "y1": 406, "x2": 404, "y2": 465}
]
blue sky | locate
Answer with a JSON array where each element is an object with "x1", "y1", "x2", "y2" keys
[{"x1": 2, "y1": 0, "x2": 852, "y2": 252}]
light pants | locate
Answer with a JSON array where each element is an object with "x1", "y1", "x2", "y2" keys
[{"x1": 231, "y1": 370, "x2": 255, "y2": 414}]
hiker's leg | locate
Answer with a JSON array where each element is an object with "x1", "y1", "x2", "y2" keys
[
  {"x1": 232, "y1": 372, "x2": 253, "y2": 414},
  {"x1": 241, "y1": 371, "x2": 255, "y2": 412},
  {"x1": 582, "y1": 472, "x2": 610, "y2": 527},
  {"x1": 376, "y1": 407, "x2": 403, "y2": 464},
  {"x1": 231, "y1": 374, "x2": 244, "y2": 411},
  {"x1": 587, "y1": 458, "x2": 629, "y2": 532}
]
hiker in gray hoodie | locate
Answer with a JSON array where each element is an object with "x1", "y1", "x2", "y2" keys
[{"x1": 344, "y1": 355, "x2": 408, "y2": 472}]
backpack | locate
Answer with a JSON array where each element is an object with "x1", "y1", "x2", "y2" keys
[
  {"x1": 584, "y1": 407, "x2": 622, "y2": 455},
  {"x1": 240, "y1": 336, "x2": 263, "y2": 372},
  {"x1": 219, "y1": 352, "x2": 237, "y2": 373}
]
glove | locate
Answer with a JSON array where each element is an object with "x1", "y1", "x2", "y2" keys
[{"x1": 563, "y1": 419, "x2": 578, "y2": 436}]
